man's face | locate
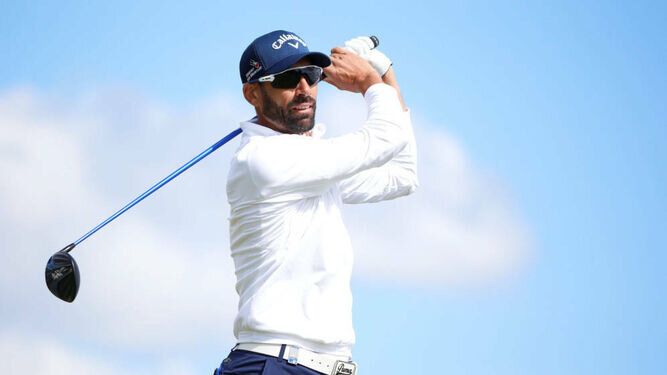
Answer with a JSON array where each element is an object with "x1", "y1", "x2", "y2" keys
[{"x1": 253, "y1": 60, "x2": 319, "y2": 134}]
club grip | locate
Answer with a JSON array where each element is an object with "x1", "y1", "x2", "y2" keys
[{"x1": 369, "y1": 35, "x2": 380, "y2": 49}]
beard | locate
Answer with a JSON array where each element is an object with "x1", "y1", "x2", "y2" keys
[{"x1": 259, "y1": 85, "x2": 317, "y2": 134}]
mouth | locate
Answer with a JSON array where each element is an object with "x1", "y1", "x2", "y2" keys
[{"x1": 290, "y1": 103, "x2": 313, "y2": 114}]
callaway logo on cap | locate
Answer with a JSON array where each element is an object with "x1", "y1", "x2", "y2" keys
[{"x1": 239, "y1": 30, "x2": 331, "y2": 83}]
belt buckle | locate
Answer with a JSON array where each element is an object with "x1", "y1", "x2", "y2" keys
[{"x1": 330, "y1": 360, "x2": 357, "y2": 375}]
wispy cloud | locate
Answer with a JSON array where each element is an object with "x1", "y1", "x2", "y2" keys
[
  {"x1": 319, "y1": 90, "x2": 532, "y2": 287},
  {"x1": 0, "y1": 85, "x2": 531, "y2": 372},
  {"x1": 0, "y1": 87, "x2": 242, "y2": 373},
  {"x1": 0, "y1": 331, "x2": 199, "y2": 374}
]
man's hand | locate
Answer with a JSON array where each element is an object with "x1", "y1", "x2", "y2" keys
[
  {"x1": 323, "y1": 47, "x2": 382, "y2": 94},
  {"x1": 342, "y1": 37, "x2": 407, "y2": 111},
  {"x1": 343, "y1": 36, "x2": 392, "y2": 77}
]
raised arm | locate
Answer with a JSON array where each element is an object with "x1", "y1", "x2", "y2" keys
[
  {"x1": 234, "y1": 51, "x2": 411, "y2": 201},
  {"x1": 337, "y1": 37, "x2": 418, "y2": 203},
  {"x1": 382, "y1": 67, "x2": 408, "y2": 111}
]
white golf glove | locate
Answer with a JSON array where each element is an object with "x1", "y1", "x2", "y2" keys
[{"x1": 343, "y1": 36, "x2": 392, "y2": 76}]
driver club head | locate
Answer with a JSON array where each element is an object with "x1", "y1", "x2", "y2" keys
[
  {"x1": 41, "y1": 129, "x2": 243, "y2": 304},
  {"x1": 45, "y1": 244, "x2": 80, "y2": 302}
]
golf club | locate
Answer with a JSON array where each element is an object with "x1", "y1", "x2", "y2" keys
[
  {"x1": 45, "y1": 128, "x2": 242, "y2": 302},
  {"x1": 45, "y1": 35, "x2": 381, "y2": 303}
]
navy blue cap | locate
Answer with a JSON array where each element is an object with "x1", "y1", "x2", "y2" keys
[{"x1": 239, "y1": 30, "x2": 331, "y2": 83}]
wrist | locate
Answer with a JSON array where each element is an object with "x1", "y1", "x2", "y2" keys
[{"x1": 358, "y1": 72, "x2": 383, "y2": 94}]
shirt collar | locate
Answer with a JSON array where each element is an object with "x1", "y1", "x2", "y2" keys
[{"x1": 240, "y1": 117, "x2": 327, "y2": 139}]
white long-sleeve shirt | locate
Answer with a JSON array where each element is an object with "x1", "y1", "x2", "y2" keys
[{"x1": 226, "y1": 83, "x2": 418, "y2": 357}]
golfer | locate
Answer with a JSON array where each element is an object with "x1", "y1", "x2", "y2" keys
[{"x1": 215, "y1": 30, "x2": 418, "y2": 375}]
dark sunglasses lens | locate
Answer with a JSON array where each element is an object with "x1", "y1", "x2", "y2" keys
[
  {"x1": 271, "y1": 70, "x2": 301, "y2": 88},
  {"x1": 302, "y1": 68, "x2": 322, "y2": 85},
  {"x1": 271, "y1": 67, "x2": 322, "y2": 89}
]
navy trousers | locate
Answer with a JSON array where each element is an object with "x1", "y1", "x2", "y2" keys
[{"x1": 214, "y1": 347, "x2": 325, "y2": 375}]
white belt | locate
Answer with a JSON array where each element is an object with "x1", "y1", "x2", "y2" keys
[{"x1": 234, "y1": 343, "x2": 357, "y2": 375}]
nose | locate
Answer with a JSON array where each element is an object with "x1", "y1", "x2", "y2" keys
[{"x1": 294, "y1": 76, "x2": 311, "y2": 94}]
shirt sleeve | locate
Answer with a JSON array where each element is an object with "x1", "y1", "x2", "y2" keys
[
  {"x1": 337, "y1": 109, "x2": 418, "y2": 204},
  {"x1": 242, "y1": 83, "x2": 410, "y2": 201}
]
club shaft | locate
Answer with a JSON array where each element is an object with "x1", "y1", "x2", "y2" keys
[{"x1": 74, "y1": 128, "x2": 242, "y2": 246}]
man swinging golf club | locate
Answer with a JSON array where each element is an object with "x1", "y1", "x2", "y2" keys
[{"x1": 215, "y1": 30, "x2": 418, "y2": 375}]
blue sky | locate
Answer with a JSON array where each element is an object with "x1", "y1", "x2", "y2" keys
[{"x1": 1, "y1": 1, "x2": 666, "y2": 374}]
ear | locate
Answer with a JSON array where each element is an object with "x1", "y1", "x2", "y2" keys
[{"x1": 243, "y1": 83, "x2": 261, "y2": 107}]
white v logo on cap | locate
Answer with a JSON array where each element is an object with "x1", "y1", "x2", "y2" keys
[{"x1": 287, "y1": 41, "x2": 300, "y2": 49}]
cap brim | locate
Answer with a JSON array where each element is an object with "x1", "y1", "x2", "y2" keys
[{"x1": 262, "y1": 51, "x2": 331, "y2": 78}]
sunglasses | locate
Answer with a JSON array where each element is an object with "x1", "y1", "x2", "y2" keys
[{"x1": 257, "y1": 65, "x2": 324, "y2": 89}]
